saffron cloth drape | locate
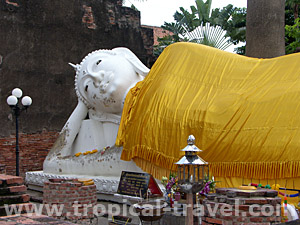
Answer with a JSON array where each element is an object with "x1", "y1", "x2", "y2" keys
[{"x1": 116, "y1": 42, "x2": 300, "y2": 195}]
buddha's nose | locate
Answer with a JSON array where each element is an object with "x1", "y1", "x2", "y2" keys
[
  {"x1": 91, "y1": 71, "x2": 114, "y2": 92},
  {"x1": 91, "y1": 71, "x2": 105, "y2": 88}
]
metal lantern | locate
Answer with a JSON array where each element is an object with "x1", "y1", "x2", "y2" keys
[{"x1": 175, "y1": 135, "x2": 209, "y2": 193}]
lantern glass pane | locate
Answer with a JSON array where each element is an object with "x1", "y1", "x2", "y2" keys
[{"x1": 178, "y1": 166, "x2": 182, "y2": 182}]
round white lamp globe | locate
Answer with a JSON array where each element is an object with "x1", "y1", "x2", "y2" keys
[
  {"x1": 7, "y1": 95, "x2": 18, "y2": 106},
  {"x1": 12, "y1": 88, "x2": 23, "y2": 98},
  {"x1": 21, "y1": 96, "x2": 32, "y2": 106}
]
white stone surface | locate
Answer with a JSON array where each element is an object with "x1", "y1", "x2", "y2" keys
[
  {"x1": 25, "y1": 171, "x2": 120, "y2": 194},
  {"x1": 43, "y1": 145, "x2": 144, "y2": 177},
  {"x1": 42, "y1": 47, "x2": 149, "y2": 177},
  {"x1": 70, "y1": 119, "x2": 119, "y2": 155}
]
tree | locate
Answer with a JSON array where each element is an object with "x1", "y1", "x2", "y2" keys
[
  {"x1": 156, "y1": 0, "x2": 246, "y2": 55},
  {"x1": 286, "y1": 0, "x2": 300, "y2": 20},
  {"x1": 285, "y1": 18, "x2": 300, "y2": 53},
  {"x1": 183, "y1": 23, "x2": 232, "y2": 50},
  {"x1": 171, "y1": 0, "x2": 212, "y2": 31},
  {"x1": 246, "y1": 0, "x2": 285, "y2": 58},
  {"x1": 210, "y1": 5, "x2": 246, "y2": 54},
  {"x1": 285, "y1": 0, "x2": 300, "y2": 53}
]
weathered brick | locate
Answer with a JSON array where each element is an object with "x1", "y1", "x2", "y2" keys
[
  {"x1": 244, "y1": 198, "x2": 268, "y2": 205},
  {"x1": 221, "y1": 216, "x2": 233, "y2": 221},
  {"x1": 216, "y1": 195, "x2": 227, "y2": 203},
  {"x1": 0, "y1": 194, "x2": 30, "y2": 205},
  {"x1": 0, "y1": 174, "x2": 23, "y2": 185},
  {"x1": 43, "y1": 178, "x2": 97, "y2": 220},
  {"x1": 265, "y1": 190, "x2": 278, "y2": 197},
  {"x1": 0, "y1": 203, "x2": 34, "y2": 216},
  {"x1": 21, "y1": 194, "x2": 30, "y2": 202},
  {"x1": 0, "y1": 132, "x2": 58, "y2": 177},
  {"x1": 8, "y1": 185, "x2": 27, "y2": 193},
  {"x1": 216, "y1": 188, "x2": 229, "y2": 195},
  {"x1": 236, "y1": 216, "x2": 248, "y2": 222},
  {"x1": 266, "y1": 197, "x2": 281, "y2": 205},
  {"x1": 238, "y1": 205, "x2": 251, "y2": 211},
  {"x1": 250, "y1": 217, "x2": 263, "y2": 222},
  {"x1": 226, "y1": 191, "x2": 237, "y2": 198},
  {"x1": 206, "y1": 217, "x2": 223, "y2": 224},
  {"x1": 266, "y1": 216, "x2": 281, "y2": 222}
]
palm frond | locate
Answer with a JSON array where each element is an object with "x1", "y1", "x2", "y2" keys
[{"x1": 183, "y1": 23, "x2": 232, "y2": 50}]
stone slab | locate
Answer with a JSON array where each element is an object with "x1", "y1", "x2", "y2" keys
[
  {"x1": 0, "y1": 185, "x2": 27, "y2": 195},
  {"x1": 0, "y1": 194, "x2": 30, "y2": 206},
  {"x1": 0, "y1": 175, "x2": 23, "y2": 187},
  {"x1": 0, "y1": 213, "x2": 76, "y2": 224}
]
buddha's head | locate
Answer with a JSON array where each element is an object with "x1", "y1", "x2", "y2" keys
[{"x1": 70, "y1": 48, "x2": 149, "y2": 115}]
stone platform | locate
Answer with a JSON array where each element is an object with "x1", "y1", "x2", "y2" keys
[
  {"x1": 202, "y1": 188, "x2": 282, "y2": 224},
  {"x1": 0, "y1": 214, "x2": 76, "y2": 224},
  {"x1": 26, "y1": 171, "x2": 165, "y2": 203},
  {"x1": 25, "y1": 171, "x2": 120, "y2": 201}
]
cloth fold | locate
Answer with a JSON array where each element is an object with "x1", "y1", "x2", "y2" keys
[{"x1": 116, "y1": 42, "x2": 300, "y2": 182}]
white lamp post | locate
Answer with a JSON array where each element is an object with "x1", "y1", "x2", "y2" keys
[{"x1": 6, "y1": 88, "x2": 32, "y2": 176}]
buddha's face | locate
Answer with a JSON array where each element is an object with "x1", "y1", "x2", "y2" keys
[{"x1": 77, "y1": 53, "x2": 143, "y2": 115}]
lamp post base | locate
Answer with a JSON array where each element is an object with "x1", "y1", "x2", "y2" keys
[{"x1": 185, "y1": 192, "x2": 193, "y2": 225}]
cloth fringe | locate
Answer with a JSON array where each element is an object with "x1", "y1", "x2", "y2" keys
[{"x1": 122, "y1": 146, "x2": 300, "y2": 180}]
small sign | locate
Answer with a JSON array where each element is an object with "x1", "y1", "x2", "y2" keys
[{"x1": 117, "y1": 171, "x2": 162, "y2": 198}]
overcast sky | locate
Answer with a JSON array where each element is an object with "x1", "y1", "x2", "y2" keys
[{"x1": 124, "y1": 0, "x2": 247, "y2": 27}]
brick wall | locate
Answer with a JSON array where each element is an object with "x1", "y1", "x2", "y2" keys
[
  {"x1": 43, "y1": 178, "x2": 97, "y2": 224},
  {"x1": 0, "y1": 131, "x2": 58, "y2": 178},
  {"x1": 0, "y1": 0, "x2": 156, "y2": 179},
  {"x1": 0, "y1": 0, "x2": 154, "y2": 137},
  {"x1": 202, "y1": 188, "x2": 282, "y2": 225},
  {"x1": 142, "y1": 25, "x2": 174, "y2": 45}
]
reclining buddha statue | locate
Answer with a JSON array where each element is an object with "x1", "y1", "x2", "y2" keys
[
  {"x1": 43, "y1": 47, "x2": 149, "y2": 179},
  {"x1": 28, "y1": 42, "x2": 300, "y2": 197}
]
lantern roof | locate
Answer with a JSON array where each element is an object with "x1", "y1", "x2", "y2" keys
[
  {"x1": 175, "y1": 135, "x2": 208, "y2": 165},
  {"x1": 180, "y1": 135, "x2": 203, "y2": 152},
  {"x1": 175, "y1": 155, "x2": 208, "y2": 165}
]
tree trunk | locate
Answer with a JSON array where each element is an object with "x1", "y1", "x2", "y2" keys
[
  {"x1": 294, "y1": 4, "x2": 299, "y2": 20},
  {"x1": 246, "y1": 0, "x2": 285, "y2": 58}
]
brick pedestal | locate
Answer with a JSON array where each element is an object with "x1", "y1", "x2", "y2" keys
[
  {"x1": 0, "y1": 174, "x2": 32, "y2": 216},
  {"x1": 43, "y1": 178, "x2": 98, "y2": 224},
  {"x1": 202, "y1": 188, "x2": 282, "y2": 224}
]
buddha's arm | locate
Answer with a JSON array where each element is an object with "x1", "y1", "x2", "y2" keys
[{"x1": 46, "y1": 100, "x2": 88, "y2": 158}]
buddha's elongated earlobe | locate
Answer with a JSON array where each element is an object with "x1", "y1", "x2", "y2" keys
[{"x1": 112, "y1": 47, "x2": 150, "y2": 77}]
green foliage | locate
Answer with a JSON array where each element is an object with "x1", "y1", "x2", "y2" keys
[
  {"x1": 162, "y1": 22, "x2": 185, "y2": 41},
  {"x1": 286, "y1": 3, "x2": 297, "y2": 26},
  {"x1": 286, "y1": 0, "x2": 299, "y2": 20},
  {"x1": 234, "y1": 45, "x2": 246, "y2": 55},
  {"x1": 285, "y1": 18, "x2": 300, "y2": 53},
  {"x1": 212, "y1": 6, "x2": 246, "y2": 44},
  {"x1": 191, "y1": 0, "x2": 212, "y2": 25},
  {"x1": 210, "y1": 5, "x2": 246, "y2": 54},
  {"x1": 285, "y1": 0, "x2": 300, "y2": 53},
  {"x1": 154, "y1": 0, "x2": 247, "y2": 56}
]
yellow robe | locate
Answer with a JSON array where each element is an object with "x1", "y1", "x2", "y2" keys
[{"x1": 116, "y1": 42, "x2": 300, "y2": 200}]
